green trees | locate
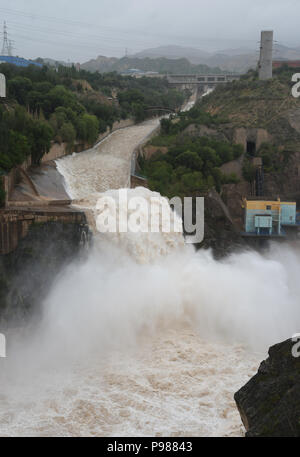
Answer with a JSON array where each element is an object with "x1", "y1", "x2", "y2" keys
[
  {"x1": 76, "y1": 114, "x2": 99, "y2": 144},
  {"x1": 8, "y1": 131, "x2": 30, "y2": 165},
  {"x1": 117, "y1": 85, "x2": 185, "y2": 121},
  {"x1": 175, "y1": 150, "x2": 203, "y2": 170},
  {"x1": 0, "y1": 153, "x2": 12, "y2": 170},
  {"x1": 0, "y1": 105, "x2": 32, "y2": 170},
  {"x1": 59, "y1": 122, "x2": 76, "y2": 144},
  {"x1": 118, "y1": 89, "x2": 144, "y2": 105},
  {"x1": 8, "y1": 76, "x2": 33, "y2": 104},
  {"x1": 0, "y1": 104, "x2": 54, "y2": 168},
  {"x1": 242, "y1": 159, "x2": 256, "y2": 183},
  {"x1": 181, "y1": 171, "x2": 206, "y2": 192},
  {"x1": 160, "y1": 118, "x2": 172, "y2": 135},
  {"x1": 148, "y1": 161, "x2": 173, "y2": 195},
  {"x1": 0, "y1": 61, "x2": 187, "y2": 174},
  {"x1": 258, "y1": 143, "x2": 280, "y2": 173},
  {"x1": 139, "y1": 101, "x2": 245, "y2": 197},
  {"x1": 30, "y1": 121, "x2": 54, "y2": 165},
  {"x1": 46, "y1": 85, "x2": 84, "y2": 116},
  {"x1": 141, "y1": 127, "x2": 243, "y2": 198},
  {"x1": 132, "y1": 103, "x2": 146, "y2": 122}
]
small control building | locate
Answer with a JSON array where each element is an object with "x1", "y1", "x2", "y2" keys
[{"x1": 244, "y1": 199, "x2": 296, "y2": 236}]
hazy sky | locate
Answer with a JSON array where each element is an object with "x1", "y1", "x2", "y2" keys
[{"x1": 1, "y1": 0, "x2": 300, "y2": 62}]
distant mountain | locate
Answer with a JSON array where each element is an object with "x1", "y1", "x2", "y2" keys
[
  {"x1": 273, "y1": 44, "x2": 300, "y2": 60},
  {"x1": 81, "y1": 55, "x2": 223, "y2": 75},
  {"x1": 202, "y1": 53, "x2": 258, "y2": 73},
  {"x1": 81, "y1": 55, "x2": 118, "y2": 72},
  {"x1": 132, "y1": 44, "x2": 300, "y2": 73},
  {"x1": 132, "y1": 45, "x2": 257, "y2": 72},
  {"x1": 44, "y1": 43, "x2": 300, "y2": 76},
  {"x1": 133, "y1": 45, "x2": 211, "y2": 63},
  {"x1": 216, "y1": 47, "x2": 254, "y2": 56}
]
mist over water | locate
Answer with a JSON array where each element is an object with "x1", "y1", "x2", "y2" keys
[
  {"x1": 1, "y1": 236, "x2": 300, "y2": 436},
  {"x1": 1, "y1": 115, "x2": 300, "y2": 437}
]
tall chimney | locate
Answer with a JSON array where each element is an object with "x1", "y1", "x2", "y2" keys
[{"x1": 258, "y1": 30, "x2": 273, "y2": 80}]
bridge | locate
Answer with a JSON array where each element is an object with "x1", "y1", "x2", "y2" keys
[
  {"x1": 167, "y1": 73, "x2": 241, "y2": 94},
  {"x1": 145, "y1": 106, "x2": 177, "y2": 113}
]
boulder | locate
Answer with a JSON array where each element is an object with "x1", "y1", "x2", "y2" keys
[{"x1": 234, "y1": 338, "x2": 300, "y2": 437}]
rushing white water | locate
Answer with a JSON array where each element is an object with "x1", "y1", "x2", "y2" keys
[
  {"x1": 93, "y1": 187, "x2": 185, "y2": 262},
  {"x1": 1, "y1": 113, "x2": 300, "y2": 437},
  {"x1": 56, "y1": 118, "x2": 160, "y2": 200}
]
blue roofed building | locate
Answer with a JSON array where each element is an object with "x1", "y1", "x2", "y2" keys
[{"x1": 0, "y1": 56, "x2": 42, "y2": 68}]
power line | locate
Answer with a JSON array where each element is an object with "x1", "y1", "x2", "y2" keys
[
  {"x1": 0, "y1": 6, "x2": 268, "y2": 63},
  {"x1": 0, "y1": 6, "x2": 259, "y2": 45}
]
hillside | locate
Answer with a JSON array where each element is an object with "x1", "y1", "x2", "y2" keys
[
  {"x1": 197, "y1": 68, "x2": 300, "y2": 227},
  {"x1": 0, "y1": 63, "x2": 186, "y2": 206},
  {"x1": 134, "y1": 45, "x2": 211, "y2": 62},
  {"x1": 80, "y1": 56, "x2": 119, "y2": 73},
  {"x1": 200, "y1": 68, "x2": 300, "y2": 144},
  {"x1": 81, "y1": 55, "x2": 223, "y2": 74},
  {"x1": 138, "y1": 67, "x2": 300, "y2": 254}
]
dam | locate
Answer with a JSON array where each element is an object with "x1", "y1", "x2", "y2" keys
[{"x1": 1, "y1": 100, "x2": 300, "y2": 437}]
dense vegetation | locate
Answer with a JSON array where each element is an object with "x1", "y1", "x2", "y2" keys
[
  {"x1": 0, "y1": 63, "x2": 186, "y2": 175},
  {"x1": 139, "y1": 105, "x2": 243, "y2": 197},
  {"x1": 152, "y1": 103, "x2": 229, "y2": 144}
]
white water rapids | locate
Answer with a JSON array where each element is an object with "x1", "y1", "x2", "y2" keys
[{"x1": 1, "y1": 116, "x2": 300, "y2": 437}]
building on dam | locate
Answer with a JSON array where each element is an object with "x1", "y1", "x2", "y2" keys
[{"x1": 243, "y1": 198, "x2": 297, "y2": 236}]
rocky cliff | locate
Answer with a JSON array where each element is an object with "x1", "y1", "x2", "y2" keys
[{"x1": 235, "y1": 338, "x2": 300, "y2": 437}]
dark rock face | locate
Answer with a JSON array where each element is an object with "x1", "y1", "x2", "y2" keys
[
  {"x1": 198, "y1": 192, "x2": 246, "y2": 258},
  {"x1": 0, "y1": 220, "x2": 90, "y2": 325},
  {"x1": 235, "y1": 338, "x2": 300, "y2": 437}
]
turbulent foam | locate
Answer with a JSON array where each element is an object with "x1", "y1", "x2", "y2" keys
[
  {"x1": 93, "y1": 187, "x2": 185, "y2": 262},
  {"x1": 2, "y1": 242, "x2": 300, "y2": 436}
]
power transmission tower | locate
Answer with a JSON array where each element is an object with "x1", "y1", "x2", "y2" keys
[{"x1": 1, "y1": 21, "x2": 11, "y2": 56}]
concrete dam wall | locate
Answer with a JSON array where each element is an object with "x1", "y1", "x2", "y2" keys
[{"x1": 0, "y1": 207, "x2": 87, "y2": 255}]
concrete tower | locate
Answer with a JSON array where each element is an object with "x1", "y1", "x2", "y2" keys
[
  {"x1": 0, "y1": 74, "x2": 6, "y2": 98},
  {"x1": 258, "y1": 30, "x2": 273, "y2": 80}
]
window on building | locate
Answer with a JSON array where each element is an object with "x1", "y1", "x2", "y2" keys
[{"x1": 266, "y1": 205, "x2": 271, "y2": 210}]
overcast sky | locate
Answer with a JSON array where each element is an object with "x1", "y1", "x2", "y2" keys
[{"x1": 1, "y1": 0, "x2": 300, "y2": 62}]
